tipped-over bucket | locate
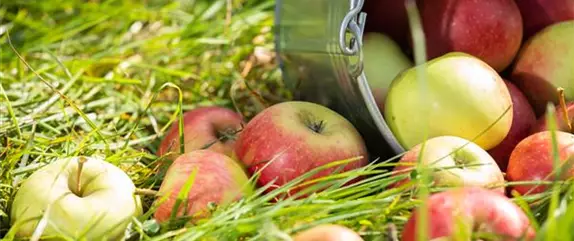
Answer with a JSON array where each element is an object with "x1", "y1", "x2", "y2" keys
[{"x1": 274, "y1": 0, "x2": 405, "y2": 161}]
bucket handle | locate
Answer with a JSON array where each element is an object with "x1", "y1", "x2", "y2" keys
[{"x1": 338, "y1": 0, "x2": 365, "y2": 57}]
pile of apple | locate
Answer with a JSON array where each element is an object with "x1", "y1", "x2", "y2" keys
[
  {"x1": 362, "y1": 0, "x2": 574, "y2": 239},
  {"x1": 150, "y1": 102, "x2": 371, "y2": 224},
  {"x1": 5, "y1": 101, "x2": 369, "y2": 241}
]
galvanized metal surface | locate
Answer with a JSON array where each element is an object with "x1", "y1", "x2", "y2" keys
[{"x1": 274, "y1": 0, "x2": 405, "y2": 161}]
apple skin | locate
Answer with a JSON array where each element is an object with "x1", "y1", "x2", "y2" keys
[
  {"x1": 10, "y1": 156, "x2": 143, "y2": 241},
  {"x1": 233, "y1": 101, "x2": 369, "y2": 196},
  {"x1": 514, "y1": 0, "x2": 574, "y2": 38},
  {"x1": 157, "y1": 106, "x2": 244, "y2": 160},
  {"x1": 153, "y1": 150, "x2": 253, "y2": 223},
  {"x1": 506, "y1": 131, "x2": 574, "y2": 195},
  {"x1": 384, "y1": 52, "x2": 513, "y2": 151},
  {"x1": 390, "y1": 136, "x2": 505, "y2": 193},
  {"x1": 401, "y1": 187, "x2": 536, "y2": 241},
  {"x1": 363, "y1": 0, "x2": 410, "y2": 49},
  {"x1": 362, "y1": 32, "x2": 413, "y2": 112},
  {"x1": 511, "y1": 20, "x2": 574, "y2": 116},
  {"x1": 417, "y1": 0, "x2": 523, "y2": 72},
  {"x1": 487, "y1": 80, "x2": 537, "y2": 171},
  {"x1": 530, "y1": 102, "x2": 574, "y2": 134},
  {"x1": 292, "y1": 224, "x2": 364, "y2": 241}
]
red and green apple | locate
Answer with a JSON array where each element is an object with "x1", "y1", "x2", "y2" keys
[
  {"x1": 417, "y1": 0, "x2": 523, "y2": 72},
  {"x1": 233, "y1": 101, "x2": 369, "y2": 197},
  {"x1": 401, "y1": 187, "x2": 536, "y2": 241},
  {"x1": 390, "y1": 135, "x2": 505, "y2": 193},
  {"x1": 157, "y1": 106, "x2": 244, "y2": 161},
  {"x1": 511, "y1": 20, "x2": 574, "y2": 116},
  {"x1": 506, "y1": 131, "x2": 574, "y2": 195},
  {"x1": 153, "y1": 150, "x2": 253, "y2": 223}
]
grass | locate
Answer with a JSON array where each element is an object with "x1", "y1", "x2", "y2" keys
[{"x1": 1, "y1": 0, "x2": 574, "y2": 240}]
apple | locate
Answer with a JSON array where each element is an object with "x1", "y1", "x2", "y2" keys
[
  {"x1": 514, "y1": 0, "x2": 574, "y2": 38},
  {"x1": 506, "y1": 131, "x2": 574, "y2": 195},
  {"x1": 417, "y1": 0, "x2": 523, "y2": 72},
  {"x1": 531, "y1": 101, "x2": 574, "y2": 134},
  {"x1": 390, "y1": 136, "x2": 505, "y2": 193},
  {"x1": 157, "y1": 106, "x2": 244, "y2": 160},
  {"x1": 383, "y1": 52, "x2": 513, "y2": 151},
  {"x1": 292, "y1": 224, "x2": 364, "y2": 241},
  {"x1": 511, "y1": 20, "x2": 574, "y2": 116},
  {"x1": 362, "y1": 32, "x2": 413, "y2": 111},
  {"x1": 363, "y1": 0, "x2": 410, "y2": 49},
  {"x1": 233, "y1": 101, "x2": 369, "y2": 196},
  {"x1": 401, "y1": 187, "x2": 536, "y2": 241},
  {"x1": 153, "y1": 150, "x2": 253, "y2": 223},
  {"x1": 487, "y1": 80, "x2": 537, "y2": 171},
  {"x1": 10, "y1": 156, "x2": 143, "y2": 240}
]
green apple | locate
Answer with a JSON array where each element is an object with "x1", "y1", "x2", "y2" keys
[
  {"x1": 389, "y1": 135, "x2": 505, "y2": 194},
  {"x1": 362, "y1": 32, "x2": 413, "y2": 111},
  {"x1": 384, "y1": 52, "x2": 513, "y2": 150},
  {"x1": 10, "y1": 156, "x2": 143, "y2": 240},
  {"x1": 511, "y1": 20, "x2": 574, "y2": 116}
]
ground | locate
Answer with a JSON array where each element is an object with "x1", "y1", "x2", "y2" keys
[{"x1": 1, "y1": 0, "x2": 573, "y2": 240}]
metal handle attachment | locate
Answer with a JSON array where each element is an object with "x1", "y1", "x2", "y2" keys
[
  {"x1": 338, "y1": 0, "x2": 366, "y2": 56},
  {"x1": 339, "y1": 0, "x2": 366, "y2": 78}
]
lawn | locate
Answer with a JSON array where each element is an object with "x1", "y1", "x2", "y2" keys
[{"x1": 1, "y1": 0, "x2": 574, "y2": 240}]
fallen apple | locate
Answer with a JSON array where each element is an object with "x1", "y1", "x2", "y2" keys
[
  {"x1": 514, "y1": 0, "x2": 574, "y2": 38},
  {"x1": 487, "y1": 80, "x2": 537, "y2": 171},
  {"x1": 233, "y1": 101, "x2": 369, "y2": 196},
  {"x1": 401, "y1": 187, "x2": 536, "y2": 241},
  {"x1": 362, "y1": 32, "x2": 413, "y2": 111},
  {"x1": 10, "y1": 156, "x2": 143, "y2": 241},
  {"x1": 157, "y1": 106, "x2": 244, "y2": 161},
  {"x1": 292, "y1": 224, "x2": 364, "y2": 241},
  {"x1": 506, "y1": 131, "x2": 574, "y2": 195},
  {"x1": 153, "y1": 150, "x2": 253, "y2": 223},
  {"x1": 417, "y1": 0, "x2": 523, "y2": 72},
  {"x1": 390, "y1": 136, "x2": 505, "y2": 193},
  {"x1": 384, "y1": 52, "x2": 513, "y2": 151},
  {"x1": 511, "y1": 20, "x2": 574, "y2": 116}
]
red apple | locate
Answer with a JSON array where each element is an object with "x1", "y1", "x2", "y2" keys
[
  {"x1": 487, "y1": 80, "x2": 537, "y2": 171},
  {"x1": 157, "y1": 106, "x2": 244, "y2": 160},
  {"x1": 511, "y1": 20, "x2": 574, "y2": 116},
  {"x1": 506, "y1": 131, "x2": 574, "y2": 196},
  {"x1": 233, "y1": 101, "x2": 369, "y2": 197},
  {"x1": 153, "y1": 150, "x2": 253, "y2": 223},
  {"x1": 417, "y1": 0, "x2": 523, "y2": 72},
  {"x1": 531, "y1": 101, "x2": 574, "y2": 134},
  {"x1": 390, "y1": 136, "x2": 505, "y2": 193},
  {"x1": 401, "y1": 187, "x2": 536, "y2": 241},
  {"x1": 363, "y1": 0, "x2": 410, "y2": 49},
  {"x1": 514, "y1": 0, "x2": 574, "y2": 38}
]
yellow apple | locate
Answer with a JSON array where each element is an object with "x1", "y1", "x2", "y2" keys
[{"x1": 384, "y1": 52, "x2": 513, "y2": 150}]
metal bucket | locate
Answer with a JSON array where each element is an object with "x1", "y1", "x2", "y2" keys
[{"x1": 274, "y1": 0, "x2": 405, "y2": 161}]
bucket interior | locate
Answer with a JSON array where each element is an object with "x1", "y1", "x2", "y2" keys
[{"x1": 273, "y1": 0, "x2": 408, "y2": 163}]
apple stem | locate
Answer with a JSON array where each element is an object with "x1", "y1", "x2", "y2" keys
[
  {"x1": 76, "y1": 157, "x2": 87, "y2": 196},
  {"x1": 135, "y1": 188, "x2": 159, "y2": 196},
  {"x1": 558, "y1": 87, "x2": 572, "y2": 132}
]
